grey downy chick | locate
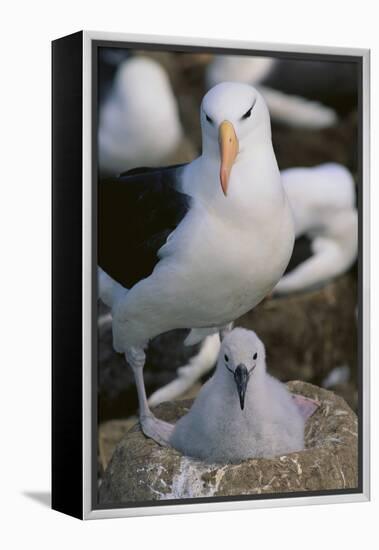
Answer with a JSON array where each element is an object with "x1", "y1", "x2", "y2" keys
[{"x1": 170, "y1": 328, "x2": 315, "y2": 463}]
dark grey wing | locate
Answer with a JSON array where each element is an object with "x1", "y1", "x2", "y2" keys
[{"x1": 98, "y1": 164, "x2": 190, "y2": 289}]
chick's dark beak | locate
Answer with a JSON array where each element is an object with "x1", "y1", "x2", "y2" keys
[{"x1": 234, "y1": 364, "x2": 250, "y2": 410}]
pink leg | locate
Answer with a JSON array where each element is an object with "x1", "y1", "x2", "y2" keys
[{"x1": 125, "y1": 347, "x2": 174, "y2": 446}]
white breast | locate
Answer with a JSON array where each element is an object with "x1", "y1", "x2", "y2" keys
[{"x1": 154, "y1": 195, "x2": 294, "y2": 327}]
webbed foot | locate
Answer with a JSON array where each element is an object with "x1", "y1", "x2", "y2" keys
[{"x1": 140, "y1": 414, "x2": 175, "y2": 447}]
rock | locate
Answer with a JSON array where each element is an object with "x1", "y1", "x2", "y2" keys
[
  {"x1": 98, "y1": 383, "x2": 202, "y2": 472},
  {"x1": 99, "y1": 381, "x2": 358, "y2": 503},
  {"x1": 99, "y1": 417, "x2": 137, "y2": 472}
]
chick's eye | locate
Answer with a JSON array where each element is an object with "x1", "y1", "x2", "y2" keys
[
  {"x1": 205, "y1": 113, "x2": 213, "y2": 124},
  {"x1": 224, "y1": 354, "x2": 229, "y2": 362},
  {"x1": 253, "y1": 352, "x2": 258, "y2": 360}
]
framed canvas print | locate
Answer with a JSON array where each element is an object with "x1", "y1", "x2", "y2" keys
[{"x1": 52, "y1": 30, "x2": 370, "y2": 520}]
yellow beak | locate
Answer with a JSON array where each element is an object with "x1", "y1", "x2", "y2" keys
[{"x1": 218, "y1": 120, "x2": 239, "y2": 196}]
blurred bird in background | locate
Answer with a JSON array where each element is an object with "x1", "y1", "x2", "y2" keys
[
  {"x1": 98, "y1": 56, "x2": 194, "y2": 177},
  {"x1": 275, "y1": 163, "x2": 357, "y2": 295},
  {"x1": 207, "y1": 55, "x2": 358, "y2": 129}
]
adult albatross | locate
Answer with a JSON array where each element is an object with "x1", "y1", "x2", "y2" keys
[{"x1": 98, "y1": 82, "x2": 295, "y2": 445}]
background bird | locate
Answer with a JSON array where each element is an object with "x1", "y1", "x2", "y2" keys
[
  {"x1": 98, "y1": 56, "x2": 193, "y2": 177},
  {"x1": 170, "y1": 328, "x2": 317, "y2": 462},
  {"x1": 206, "y1": 55, "x2": 359, "y2": 129},
  {"x1": 98, "y1": 82, "x2": 295, "y2": 445},
  {"x1": 274, "y1": 162, "x2": 358, "y2": 295}
]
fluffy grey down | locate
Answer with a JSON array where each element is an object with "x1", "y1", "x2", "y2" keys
[{"x1": 170, "y1": 328, "x2": 305, "y2": 463}]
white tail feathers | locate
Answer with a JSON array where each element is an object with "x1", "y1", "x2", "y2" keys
[{"x1": 98, "y1": 267, "x2": 127, "y2": 308}]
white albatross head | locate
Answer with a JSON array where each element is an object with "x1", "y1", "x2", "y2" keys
[
  {"x1": 201, "y1": 82, "x2": 271, "y2": 196},
  {"x1": 217, "y1": 328, "x2": 266, "y2": 410}
]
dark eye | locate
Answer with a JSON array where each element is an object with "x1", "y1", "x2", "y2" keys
[
  {"x1": 253, "y1": 352, "x2": 258, "y2": 360},
  {"x1": 241, "y1": 99, "x2": 256, "y2": 120},
  {"x1": 224, "y1": 354, "x2": 229, "y2": 362},
  {"x1": 205, "y1": 113, "x2": 213, "y2": 124}
]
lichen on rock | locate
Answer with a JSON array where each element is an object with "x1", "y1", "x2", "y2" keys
[{"x1": 99, "y1": 381, "x2": 358, "y2": 504}]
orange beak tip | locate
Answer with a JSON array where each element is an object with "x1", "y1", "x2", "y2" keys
[{"x1": 220, "y1": 169, "x2": 228, "y2": 196}]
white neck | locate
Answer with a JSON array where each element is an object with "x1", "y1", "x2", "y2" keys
[{"x1": 181, "y1": 136, "x2": 285, "y2": 227}]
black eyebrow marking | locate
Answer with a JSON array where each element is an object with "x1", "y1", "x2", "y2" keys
[
  {"x1": 241, "y1": 98, "x2": 257, "y2": 120},
  {"x1": 204, "y1": 111, "x2": 214, "y2": 124}
]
